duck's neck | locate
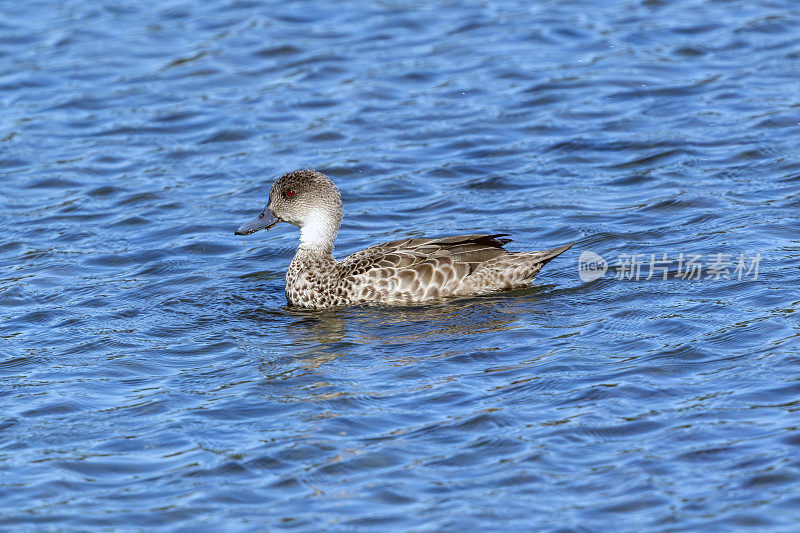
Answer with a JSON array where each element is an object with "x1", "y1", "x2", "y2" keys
[{"x1": 298, "y1": 211, "x2": 339, "y2": 256}]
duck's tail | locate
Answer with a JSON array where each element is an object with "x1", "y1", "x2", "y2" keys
[
  {"x1": 524, "y1": 241, "x2": 575, "y2": 269},
  {"x1": 455, "y1": 241, "x2": 575, "y2": 295}
]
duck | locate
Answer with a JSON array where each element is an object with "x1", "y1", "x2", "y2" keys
[{"x1": 235, "y1": 169, "x2": 574, "y2": 309}]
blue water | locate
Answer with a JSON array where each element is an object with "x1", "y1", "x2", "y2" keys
[{"x1": 2, "y1": 0, "x2": 800, "y2": 530}]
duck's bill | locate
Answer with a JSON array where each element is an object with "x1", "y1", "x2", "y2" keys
[{"x1": 235, "y1": 206, "x2": 280, "y2": 236}]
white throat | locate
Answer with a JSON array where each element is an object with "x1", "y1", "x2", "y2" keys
[{"x1": 299, "y1": 211, "x2": 338, "y2": 252}]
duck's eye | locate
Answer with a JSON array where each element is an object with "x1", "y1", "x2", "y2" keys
[{"x1": 286, "y1": 189, "x2": 296, "y2": 198}]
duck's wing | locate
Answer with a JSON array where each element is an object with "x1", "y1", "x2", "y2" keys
[
  {"x1": 337, "y1": 234, "x2": 514, "y2": 301},
  {"x1": 345, "y1": 233, "x2": 510, "y2": 262}
]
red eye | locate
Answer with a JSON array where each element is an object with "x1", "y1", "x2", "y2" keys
[{"x1": 286, "y1": 189, "x2": 295, "y2": 198}]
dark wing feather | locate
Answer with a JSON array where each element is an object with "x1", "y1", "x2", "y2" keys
[
  {"x1": 345, "y1": 234, "x2": 510, "y2": 260},
  {"x1": 418, "y1": 234, "x2": 510, "y2": 273}
]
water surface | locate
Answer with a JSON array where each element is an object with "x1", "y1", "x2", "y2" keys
[{"x1": 2, "y1": 0, "x2": 800, "y2": 530}]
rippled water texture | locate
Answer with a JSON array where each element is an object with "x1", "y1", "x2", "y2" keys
[{"x1": 2, "y1": 0, "x2": 800, "y2": 530}]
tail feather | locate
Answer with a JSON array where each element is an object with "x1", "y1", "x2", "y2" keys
[
  {"x1": 455, "y1": 241, "x2": 575, "y2": 294},
  {"x1": 528, "y1": 242, "x2": 575, "y2": 268}
]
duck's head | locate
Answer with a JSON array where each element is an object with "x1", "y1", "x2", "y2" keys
[{"x1": 235, "y1": 169, "x2": 343, "y2": 250}]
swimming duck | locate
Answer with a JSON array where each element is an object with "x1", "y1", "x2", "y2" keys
[{"x1": 235, "y1": 169, "x2": 573, "y2": 309}]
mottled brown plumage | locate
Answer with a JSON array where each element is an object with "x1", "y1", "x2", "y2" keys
[{"x1": 235, "y1": 170, "x2": 573, "y2": 309}]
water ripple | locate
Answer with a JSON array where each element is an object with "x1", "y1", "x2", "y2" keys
[{"x1": 1, "y1": 0, "x2": 799, "y2": 530}]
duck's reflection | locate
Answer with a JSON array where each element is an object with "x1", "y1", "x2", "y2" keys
[
  {"x1": 234, "y1": 277, "x2": 556, "y2": 374},
  {"x1": 231, "y1": 285, "x2": 560, "y2": 416},
  {"x1": 280, "y1": 286, "x2": 552, "y2": 362}
]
